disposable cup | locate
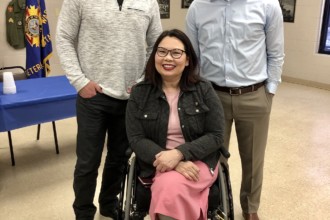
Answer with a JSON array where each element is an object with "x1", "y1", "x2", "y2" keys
[{"x1": 3, "y1": 72, "x2": 17, "y2": 94}]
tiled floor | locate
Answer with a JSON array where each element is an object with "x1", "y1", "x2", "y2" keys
[{"x1": 1, "y1": 82, "x2": 330, "y2": 220}]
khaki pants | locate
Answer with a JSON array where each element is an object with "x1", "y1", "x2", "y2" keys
[{"x1": 215, "y1": 86, "x2": 273, "y2": 213}]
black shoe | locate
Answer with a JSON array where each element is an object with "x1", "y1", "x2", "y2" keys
[
  {"x1": 131, "y1": 212, "x2": 146, "y2": 220},
  {"x1": 100, "y1": 208, "x2": 118, "y2": 220}
]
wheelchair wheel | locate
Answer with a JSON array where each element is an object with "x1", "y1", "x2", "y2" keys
[
  {"x1": 118, "y1": 157, "x2": 131, "y2": 220},
  {"x1": 124, "y1": 156, "x2": 136, "y2": 220},
  {"x1": 218, "y1": 162, "x2": 234, "y2": 220}
]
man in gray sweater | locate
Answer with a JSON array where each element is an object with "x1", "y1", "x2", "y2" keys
[{"x1": 56, "y1": 0, "x2": 162, "y2": 219}]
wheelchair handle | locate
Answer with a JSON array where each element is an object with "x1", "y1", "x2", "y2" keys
[
  {"x1": 125, "y1": 147, "x2": 133, "y2": 157},
  {"x1": 220, "y1": 146, "x2": 230, "y2": 159}
]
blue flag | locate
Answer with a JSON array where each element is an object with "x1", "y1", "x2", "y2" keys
[{"x1": 25, "y1": 0, "x2": 52, "y2": 78}]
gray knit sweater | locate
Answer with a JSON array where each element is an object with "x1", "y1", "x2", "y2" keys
[{"x1": 56, "y1": 0, "x2": 162, "y2": 100}]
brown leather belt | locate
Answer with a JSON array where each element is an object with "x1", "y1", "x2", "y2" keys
[{"x1": 212, "y1": 81, "x2": 265, "y2": 95}]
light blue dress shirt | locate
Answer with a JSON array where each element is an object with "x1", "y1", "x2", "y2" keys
[{"x1": 186, "y1": 0, "x2": 285, "y2": 94}]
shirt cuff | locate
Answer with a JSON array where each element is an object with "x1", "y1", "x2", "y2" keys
[{"x1": 266, "y1": 81, "x2": 279, "y2": 94}]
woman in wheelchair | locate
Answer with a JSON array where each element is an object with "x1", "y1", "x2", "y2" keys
[{"x1": 126, "y1": 29, "x2": 225, "y2": 220}]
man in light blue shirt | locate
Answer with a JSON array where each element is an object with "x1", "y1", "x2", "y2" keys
[{"x1": 186, "y1": 0, "x2": 284, "y2": 219}]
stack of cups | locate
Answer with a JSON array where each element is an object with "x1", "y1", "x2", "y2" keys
[{"x1": 2, "y1": 72, "x2": 17, "y2": 94}]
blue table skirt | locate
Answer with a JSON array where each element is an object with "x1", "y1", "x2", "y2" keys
[{"x1": 0, "y1": 76, "x2": 77, "y2": 132}]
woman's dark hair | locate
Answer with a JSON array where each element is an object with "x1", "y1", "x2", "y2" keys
[{"x1": 144, "y1": 29, "x2": 200, "y2": 90}]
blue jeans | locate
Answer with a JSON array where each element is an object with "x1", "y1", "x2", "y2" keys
[{"x1": 73, "y1": 93, "x2": 129, "y2": 220}]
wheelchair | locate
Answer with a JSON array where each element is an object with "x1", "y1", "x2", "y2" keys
[{"x1": 117, "y1": 147, "x2": 234, "y2": 220}]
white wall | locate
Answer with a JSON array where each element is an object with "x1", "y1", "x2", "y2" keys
[
  {"x1": 1, "y1": 0, "x2": 329, "y2": 89},
  {"x1": 282, "y1": 0, "x2": 330, "y2": 89}
]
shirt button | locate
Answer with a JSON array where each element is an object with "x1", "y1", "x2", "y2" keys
[
  {"x1": 178, "y1": 107, "x2": 181, "y2": 111},
  {"x1": 196, "y1": 109, "x2": 199, "y2": 113},
  {"x1": 195, "y1": 102, "x2": 198, "y2": 106},
  {"x1": 181, "y1": 125, "x2": 185, "y2": 128},
  {"x1": 144, "y1": 114, "x2": 148, "y2": 118}
]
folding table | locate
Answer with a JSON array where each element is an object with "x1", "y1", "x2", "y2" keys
[{"x1": 0, "y1": 75, "x2": 77, "y2": 165}]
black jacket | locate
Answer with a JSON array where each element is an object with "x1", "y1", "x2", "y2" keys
[{"x1": 126, "y1": 79, "x2": 225, "y2": 177}]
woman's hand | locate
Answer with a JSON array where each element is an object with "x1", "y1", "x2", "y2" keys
[
  {"x1": 175, "y1": 161, "x2": 200, "y2": 182},
  {"x1": 153, "y1": 149, "x2": 183, "y2": 172}
]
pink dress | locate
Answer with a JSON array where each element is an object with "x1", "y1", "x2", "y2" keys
[{"x1": 148, "y1": 91, "x2": 219, "y2": 220}]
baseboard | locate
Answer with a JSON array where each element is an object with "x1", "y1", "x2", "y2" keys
[{"x1": 282, "y1": 75, "x2": 330, "y2": 91}]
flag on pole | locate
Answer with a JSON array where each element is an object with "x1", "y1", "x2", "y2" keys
[{"x1": 25, "y1": 0, "x2": 52, "y2": 78}]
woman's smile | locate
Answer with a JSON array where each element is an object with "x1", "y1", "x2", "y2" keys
[{"x1": 162, "y1": 64, "x2": 176, "y2": 71}]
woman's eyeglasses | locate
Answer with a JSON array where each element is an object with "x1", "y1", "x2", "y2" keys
[{"x1": 156, "y1": 47, "x2": 185, "y2": 59}]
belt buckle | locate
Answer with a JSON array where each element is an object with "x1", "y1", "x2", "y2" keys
[{"x1": 229, "y1": 88, "x2": 241, "y2": 95}]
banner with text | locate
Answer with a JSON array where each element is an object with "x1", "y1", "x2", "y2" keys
[{"x1": 25, "y1": 0, "x2": 52, "y2": 78}]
